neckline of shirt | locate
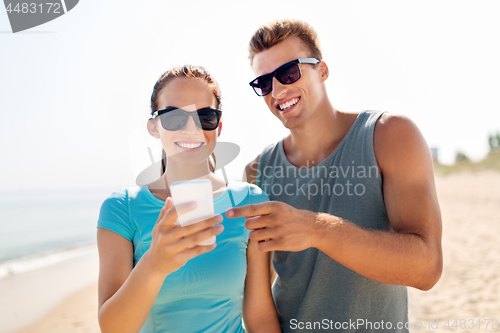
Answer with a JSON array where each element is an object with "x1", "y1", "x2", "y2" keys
[
  {"x1": 277, "y1": 111, "x2": 365, "y2": 170},
  {"x1": 141, "y1": 180, "x2": 233, "y2": 206}
]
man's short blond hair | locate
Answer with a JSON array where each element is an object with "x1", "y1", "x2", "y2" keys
[{"x1": 249, "y1": 19, "x2": 323, "y2": 66}]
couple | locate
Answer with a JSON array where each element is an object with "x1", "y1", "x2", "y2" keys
[{"x1": 97, "y1": 19, "x2": 443, "y2": 333}]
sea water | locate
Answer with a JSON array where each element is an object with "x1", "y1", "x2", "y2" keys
[{"x1": 0, "y1": 187, "x2": 116, "y2": 279}]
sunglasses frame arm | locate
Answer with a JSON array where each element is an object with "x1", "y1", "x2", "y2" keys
[
  {"x1": 298, "y1": 58, "x2": 320, "y2": 65},
  {"x1": 149, "y1": 108, "x2": 189, "y2": 121}
]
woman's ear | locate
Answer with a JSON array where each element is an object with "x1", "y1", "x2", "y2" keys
[
  {"x1": 217, "y1": 121, "x2": 222, "y2": 137},
  {"x1": 147, "y1": 119, "x2": 161, "y2": 139}
]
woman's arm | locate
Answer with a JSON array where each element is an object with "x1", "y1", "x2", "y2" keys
[
  {"x1": 242, "y1": 239, "x2": 281, "y2": 333},
  {"x1": 97, "y1": 228, "x2": 165, "y2": 333},
  {"x1": 97, "y1": 198, "x2": 224, "y2": 333}
]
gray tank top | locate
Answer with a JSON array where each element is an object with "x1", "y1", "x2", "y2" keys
[{"x1": 256, "y1": 111, "x2": 409, "y2": 333}]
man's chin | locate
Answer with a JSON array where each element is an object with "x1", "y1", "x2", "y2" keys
[{"x1": 281, "y1": 117, "x2": 302, "y2": 130}]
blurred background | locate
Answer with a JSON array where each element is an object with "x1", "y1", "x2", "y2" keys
[{"x1": 1, "y1": 1, "x2": 499, "y2": 332}]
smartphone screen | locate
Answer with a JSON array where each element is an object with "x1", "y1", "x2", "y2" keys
[{"x1": 170, "y1": 179, "x2": 215, "y2": 246}]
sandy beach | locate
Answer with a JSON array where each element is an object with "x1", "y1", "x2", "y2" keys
[
  {"x1": 408, "y1": 171, "x2": 500, "y2": 333},
  {"x1": 14, "y1": 284, "x2": 100, "y2": 333},
  {"x1": 0, "y1": 245, "x2": 99, "y2": 333},
  {"x1": 3, "y1": 170, "x2": 499, "y2": 333}
]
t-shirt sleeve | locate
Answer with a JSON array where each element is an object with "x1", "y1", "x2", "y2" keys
[
  {"x1": 97, "y1": 188, "x2": 135, "y2": 241},
  {"x1": 248, "y1": 184, "x2": 270, "y2": 205}
]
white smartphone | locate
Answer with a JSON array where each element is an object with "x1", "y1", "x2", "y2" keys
[{"x1": 170, "y1": 179, "x2": 216, "y2": 246}]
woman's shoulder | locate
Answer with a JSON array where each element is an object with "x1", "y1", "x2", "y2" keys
[
  {"x1": 102, "y1": 186, "x2": 143, "y2": 202},
  {"x1": 98, "y1": 187, "x2": 144, "y2": 240},
  {"x1": 99, "y1": 186, "x2": 150, "y2": 214},
  {"x1": 227, "y1": 180, "x2": 269, "y2": 205}
]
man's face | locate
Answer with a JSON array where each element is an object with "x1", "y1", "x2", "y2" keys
[{"x1": 252, "y1": 36, "x2": 326, "y2": 129}]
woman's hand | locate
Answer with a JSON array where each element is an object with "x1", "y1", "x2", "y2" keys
[
  {"x1": 97, "y1": 198, "x2": 223, "y2": 333},
  {"x1": 143, "y1": 197, "x2": 224, "y2": 278}
]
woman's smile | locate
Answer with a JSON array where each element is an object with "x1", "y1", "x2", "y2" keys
[{"x1": 175, "y1": 141, "x2": 205, "y2": 150}]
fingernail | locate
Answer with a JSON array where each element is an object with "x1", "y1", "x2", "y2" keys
[
  {"x1": 215, "y1": 214, "x2": 223, "y2": 222},
  {"x1": 226, "y1": 210, "x2": 234, "y2": 217},
  {"x1": 189, "y1": 202, "x2": 197, "y2": 209},
  {"x1": 216, "y1": 224, "x2": 224, "y2": 232}
]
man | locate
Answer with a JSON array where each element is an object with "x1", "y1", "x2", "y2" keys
[{"x1": 226, "y1": 19, "x2": 442, "y2": 332}]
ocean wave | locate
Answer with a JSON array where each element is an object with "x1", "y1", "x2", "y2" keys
[{"x1": 0, "y1": 242, "x2": 97, "y2": 280}]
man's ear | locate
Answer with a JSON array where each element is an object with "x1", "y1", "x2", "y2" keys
[
  {"x1": 217, "y1": 121, "x2": 223, "y2": 137},
  {"x1": 147, "y1": 119, "x2": 161, "y2": 139},
  {"x1": 318, "y1": 61, "x2": 329, "y2": 82}
]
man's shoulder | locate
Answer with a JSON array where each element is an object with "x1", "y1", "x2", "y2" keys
[
  {"x1": 374, "y1": 113, "x2": 421, "y2": 144},
  {"x1": 375, "y1": 112, "x2": 413, "y2": 128},
  {"x1": 373, "y1": 113, "x2": 429, "y2": 172},
  {"x1": 243, "y1": 141, "x2": 283, "y2": 184},
  {"x1": 244, "y1": 156, "x2": 260, "y2": 184}
]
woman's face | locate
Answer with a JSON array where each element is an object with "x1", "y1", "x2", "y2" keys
[{"x1": 149, "y1": 77, "x2": 221, "y2": 168}]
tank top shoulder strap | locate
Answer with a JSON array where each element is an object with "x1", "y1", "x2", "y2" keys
[{"x1": 256, "y1": 142, "x2": 280, "y2": 188}]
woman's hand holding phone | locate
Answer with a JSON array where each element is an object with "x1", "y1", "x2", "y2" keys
[{"x1": 144, "y1": 197, "x2": 223, "y2": 278}]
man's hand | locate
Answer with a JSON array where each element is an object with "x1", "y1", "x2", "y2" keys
[{"x1": 226, "y1": 201, "x2": 320, "y2": 252}]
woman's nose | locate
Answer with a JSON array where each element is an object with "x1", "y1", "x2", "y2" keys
[{"x1": 180, "y1": 114, "x2": 201, "y2": 133}]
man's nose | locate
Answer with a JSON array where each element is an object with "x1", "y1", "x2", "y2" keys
[{"x1": 271, "y1": 77, "x2": 287, "y2": 99}]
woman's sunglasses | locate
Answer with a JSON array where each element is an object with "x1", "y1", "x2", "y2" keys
[
  {"x1": 151, "y1": 107, "x2": 222, "y2": 131},
  {"x1": 249, "y1": 58, "x2": 320, "y2": 96}
]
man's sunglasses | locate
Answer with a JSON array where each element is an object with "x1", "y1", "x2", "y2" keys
[
  {"x1": 151, "y1": 107, "x2": 222, "y2": 131},
  {"x1": 249, "y1": 58, "x2": 320, "y2": 96}
]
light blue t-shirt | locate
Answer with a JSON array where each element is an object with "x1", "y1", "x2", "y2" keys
[{"x1": 97, "y1": 180, "x2": 269, "y2": 333}]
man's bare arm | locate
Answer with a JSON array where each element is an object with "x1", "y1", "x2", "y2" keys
[{"x1": 229, "y1": 115, "x2": 443, "y2": 291}]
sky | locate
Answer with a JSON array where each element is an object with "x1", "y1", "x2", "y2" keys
[{"x1": 1, "y1": 0, "x2": 499, "y2": 191}]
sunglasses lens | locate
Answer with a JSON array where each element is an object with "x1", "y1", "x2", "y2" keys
[
  {"x1": 251, "y1": 76, "x2": 272, "y2": 96},
  {"x1": 277, "y1": 63, "x2": 300, "y2": 84},
  {"x1": 160, "y1": 110, "x2": 187, "y2": 131},
  {"x1": 198, "y1": 110, "x2": 220, "y2": 130},
  {"x1": 250, "y1": 62, "x2": 302, "y2": 96},
  {"x1": 158, "y1": 109, "x2": 220, "y2": 131}
]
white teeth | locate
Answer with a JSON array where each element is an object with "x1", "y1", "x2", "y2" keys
[
  {"x1": 279, "y1": 97, "x2": 299, "y2": 111},
  {"x1": 178, "y1": 142, "x2": 203, "y2": 149}
]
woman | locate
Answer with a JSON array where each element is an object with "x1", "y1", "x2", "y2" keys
[{"x1": 97, "y1": 66, "x2": 281, "y2": 333}]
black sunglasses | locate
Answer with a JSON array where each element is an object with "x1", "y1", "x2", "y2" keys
[
  {"x1": 249, "y1": 58, "x2": 320, "y2": 96},
  {"x1": 151, "y1": 107, "x2": 222, "y2": 131}
]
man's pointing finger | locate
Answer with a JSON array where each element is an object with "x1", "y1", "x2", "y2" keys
[{"x1": 225, "y1": 201, "x2": 274, "y2": 219}]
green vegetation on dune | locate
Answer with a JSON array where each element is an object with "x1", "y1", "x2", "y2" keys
[
  {"x1": 434, "y1": 131, "x2": 500, "y2": 175},
  {"x1": 434, "y1": 151, "x2": 500, "y2": 175}
]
